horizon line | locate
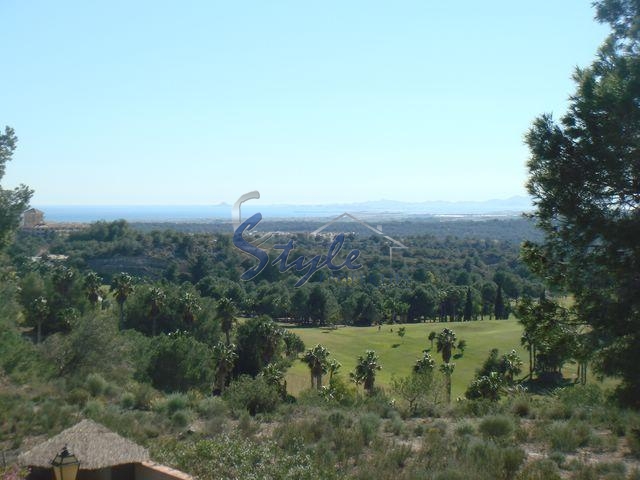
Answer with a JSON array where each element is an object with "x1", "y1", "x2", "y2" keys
[{"x1": 33, "y1": 195, "x2": 532, "y2": 208}]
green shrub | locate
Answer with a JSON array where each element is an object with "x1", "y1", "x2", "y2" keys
[
  {"x1": 547, "y1": 420, "x2": 592, "y2": 453},
  {"x1": 385, "y1": 411, "x2": 405, "y2": 436},
  {"x1": 359, "y1": 412, "x2": 381, "y2": 446},
  {"x1": 320, "y1": 375, "x2": 357, "y2": 406},
  {"x1": 385, "y1": 442, "x2": 412, "y2": 469},
  {"x1": 131, "y1": 382, "x2": 158, "y2": 410},
  {"x1": 430, "y1": 419, "x2": 449, "y2": 436},
  {"x1": 556, "y1": 384, "x2": 603, "y2": 409},
  {"x1": 567, "y1": 461, "x2": 627, "y2": 480},
  {"x1": 516, "y1": 459, "x2": 561, "y2": 480},
  {"x1": 197, "y1": 396, "x2": 228, "y2": 418},
  {"x1": 358, "y1": 389, "x2": 396, "y2": 418},
  {"x1": 455, "y1": 421, "x2": 475, "y2": 437},
  {"x1": 146, "y1": 332, "x2": 214, "y2": 393},
  {"x1": 151, "y1": 435, "x2": 335, "y2": 480},
  {"x1": 335, "y1": 428, "x2": 366, "y2": 462},
  {"x1": 237, "y1": 410, "x2": 258, "y2": 437},
  {"x1": 589, "y1": 431, "x2": 618, "y2": 452},
  {"x1": 296, "y1": 388, "x2": 325, "y2": 407},
  {"x1": 511, "y1": 395, "x2": 532, "y2": 418},
  {"x1": 224, "y1": 375, "x2": 281, "y2": 416},
  {"x1": 548, "y1": 451, "x2": 565, "y2": 468},
  {"x1": 433, "y1": 470, "x2": 468, "y2": 480},
  {"x1": 204, "y1": 416, "x2": 228, "y2": 436},
  {"x1": 502, "y1": 446, "x2": 526, "y2": 479},
  {"x1": 467, "y1": 439, "x2": 503, "y2": 474},
  {"x1": 466, "y1": 373, "x2": 503, "y2": 402},
  {"x1": 171, "y1": 410, "x2": 190, "y2": 428},
  {"x1": 594, "y1": 461, "x2": 626, "y2": 477},
  {"x1": 628, "y1": 427, "x2": 640, "y2": 458},
  {"x1": 542, "y1": 401, "x2": 572, "y2": 420},
  {"x1": 327, "y1": 410, "x2": 349, "y2": 428},
  {"x1": 455, "y1": 398, "x2": 501, "y2": 417},
  {"x1": 120, "y1": 392, "x2": 136, "y2": 410},
  {"x1": 83, "y1": 399, "x2": 104, "y2": 418},
  {"x1": 275, "y1": 416, "x2": 328, "y2": 448},
  {"x1": 155, "y1": 393, "x2": 189, "y2": 415},
  {"x1": 66, "y1": 387, "x2": 89, "y2": 406},
  {"x1": 466, "y1": 439, "x2": 522, "y2": 479},
  {"x1": 478, "y1": 414, "x2": 514, "y2": 441},
  {"x1": 86, "y1": 373, "x2": 108, "y2": 396}
]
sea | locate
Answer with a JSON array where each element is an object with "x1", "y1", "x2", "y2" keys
[{"x1": 35, "y1": 198, "x2": 532, "y2": 224}]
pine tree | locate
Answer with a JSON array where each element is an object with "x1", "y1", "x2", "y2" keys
[{"x1": 523, "y1": 0, "x2": 640, "y2": 405}]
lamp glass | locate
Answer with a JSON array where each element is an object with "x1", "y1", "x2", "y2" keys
[{"x1": 51, "y1": 447, "x2": 80, "y2": 480}]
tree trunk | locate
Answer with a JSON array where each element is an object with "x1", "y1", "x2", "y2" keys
[
  {"x1": 531, "y1": 343, "x2": 538, "y2": 374},
  {"x1": 119, "y1": 303, "x2": 125, "y2": 329},
  {"x1": 366, "y1": 379, "x2": 374, "y2": 394}
]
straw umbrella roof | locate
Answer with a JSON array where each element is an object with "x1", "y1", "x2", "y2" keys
[{"x1": 18, "y1": 420, "x2": 150, "y2": 470}]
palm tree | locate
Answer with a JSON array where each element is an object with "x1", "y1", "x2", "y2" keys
[
  {"x1": 52, "y1": 265, "x2": 74, "y2": 297},
  {"x1": 327, "y1": 358, "x2": 342, "y2": 384},
  {"x1": 302, "y1": 344, "x2": 330, "y2": 390},
  {"x1": 31, "y1": 296, "x2": 49, "y2": 344},
  {"x1": 428, "y1": 330, "x2": 436, "y2": 349},
  {"x1": 436, "y1": 328, "x2": 457, "y2": 363},
  {"x1": 259, "y1": 363, "x2": 286, "y2": 398},
  {"x1": 110, "y1": 272, "x2": 134, "y2": 328},
  {"x1": 212, "y1": 341, "x2": 237, "y2": 395},
  {"x1": 440, "y1": 362, "x2": 456, "y2": 403},
  {"x1": 351, "y1": 350, "x2": 382, "y2": 395},
  {"x1": 397, "y1": 326, "x2": 406, "y2": 343},
  {"x1": 413, "y1": 350, "x2": 436, "y2": 375},
  {"x1": 520, "y1": 330, "x2": 535, "y2": 378},
  {"x1": 178, "y1": 291, "x2": 201, "y2": 326},
  {"x1": 83, "y1": 271, "x2": 102, "y2": 308},
  {"x1": 256, "y1": 319, "x2": 283, "y2": 367},
  {"x1": 148, "y1": 286, "x2": 166, "y2": 336},
  {"x1": 217, "y1": 297, "x2": 236, "y2": 345},
  {"x1": 501, "y1": 349, "x2": 523, "y2": 385}
]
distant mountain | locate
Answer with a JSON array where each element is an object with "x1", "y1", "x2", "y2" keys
[
  {"x1": 36, "y1": 196, "x2": 533, "y2": 223},
  {"x1": 333, "y1": 196, "x2": 533, "y2": 215}
]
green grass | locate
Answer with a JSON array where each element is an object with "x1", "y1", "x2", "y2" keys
[{"x1": 285, "y1": 319, "x2": 531, "y2": 398}]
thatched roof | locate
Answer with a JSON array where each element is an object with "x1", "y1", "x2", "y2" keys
[{"x1": 18, "y1": 420, "x2": 150, "y2": 470}]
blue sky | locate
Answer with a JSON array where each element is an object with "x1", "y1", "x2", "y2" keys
[{"x1": 1, "y1": 1, "x2": 608, "y2": 205}]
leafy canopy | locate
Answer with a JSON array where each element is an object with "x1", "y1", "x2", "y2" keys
[
  {"x1": 0, "y1": 127, "x2": 32, "y2": 249},
  {"x1": 523, "y1": 0, "x2": 640, "y2": 405}
]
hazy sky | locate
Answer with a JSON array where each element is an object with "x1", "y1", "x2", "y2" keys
[{"x1": 2, "y1": 1, "x2": 608, "y2": 206}]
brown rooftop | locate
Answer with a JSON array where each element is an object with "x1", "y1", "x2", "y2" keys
[{"x1": 18, "y1": 420, "x2": 150, "y2": 470}]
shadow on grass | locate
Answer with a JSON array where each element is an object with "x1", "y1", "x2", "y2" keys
[
  {"x1": 520, "y1": 375, "x2": 574, "y2": 395},
  {"x1": 391, "y1": 343, "x2": 401, "y2": 348}
]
